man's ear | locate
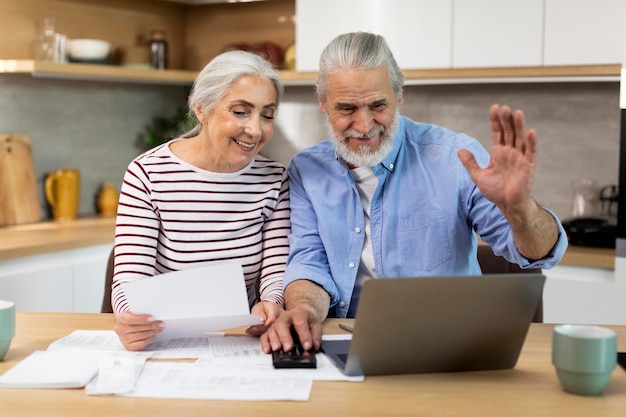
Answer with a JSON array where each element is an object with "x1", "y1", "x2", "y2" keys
[{"x1": 318, "y1": 98, "x2": 326, "y2": 113}]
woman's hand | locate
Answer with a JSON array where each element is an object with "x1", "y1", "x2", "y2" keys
[
  {"x1": 113, "y1": 311, "x2": 164, "y2": 351},
  {"x1": 246, "y1": 301, "x2": 284, "y2": 336}
]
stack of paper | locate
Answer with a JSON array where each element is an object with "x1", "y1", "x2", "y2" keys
[{"x1": 0, "y1": 263, "x2": 363, "y2": 400}]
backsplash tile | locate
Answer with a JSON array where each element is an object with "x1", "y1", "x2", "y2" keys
[{"x1": 0, "y1": 76, "x2": 619, "y2": 223}]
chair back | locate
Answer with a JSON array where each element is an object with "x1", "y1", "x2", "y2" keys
[
  {"x1": 477, "y1": 244, "x2": 543, "y2": 323},
  {"x1": 101, "y1": 247, "x2": 114, "y2": 313}
]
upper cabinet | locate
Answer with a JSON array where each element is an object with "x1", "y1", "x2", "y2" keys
[
  {"x1": 296, "y1": 0, "x2": 452, "y2": 71},
  {"x1": 0, "y1": 0, "x2": 622, "y2": 85},
  {"x1": 296, "y1": 0, "x2": 623, "y2": 75},
  {"x1": 544, "y1": 0, "x2": 624, "y2": 65},
  {"x1": 453, "y1": 0, "x2": 544, "y2": 68}
]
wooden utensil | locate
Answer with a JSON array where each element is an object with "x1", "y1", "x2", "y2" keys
[{"x1": 0, "y1": 134, "x2": 42, "y2": 226}]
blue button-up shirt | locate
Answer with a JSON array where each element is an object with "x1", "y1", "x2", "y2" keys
[{"x1": 283, "y1": 116, "x2": 568, "y2": 318}]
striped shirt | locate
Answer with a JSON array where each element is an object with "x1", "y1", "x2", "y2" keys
[{"x1": 111, "y1": 140, "x2": 290, "y2": 314}]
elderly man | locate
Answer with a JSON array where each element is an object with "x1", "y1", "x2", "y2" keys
[{"x1": 258, "y1": 32, "x2": 567, "y2": 353}]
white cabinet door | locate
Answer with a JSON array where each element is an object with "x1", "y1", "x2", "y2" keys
[
  {"x1": 544, "y1": 0, "x2": 624, "y2": 65},
  {"x1": 372, "y1": 0, "x2": 452, "y2": 70},
  {"x1": 453, "y1": 0, "x2": 544, "y2": 68},
  {"x1": 0, "y1": 252, "x2": 73, "y2": 312},
  {"x1": 296, "y1": 0, "x2": 452, "y2": 71},
  {"x1": 0, "y1": 244, "x2": 111, "y2": 313},
  {"x1": 296, "y1": 0, "x2": 371, "y2": 72},
  {"x1": 71, "y1": 244, "x2": 111, "y2": 313},
  {"x1": 543, "y1": 264, "x2": 624, "y2": 325}
]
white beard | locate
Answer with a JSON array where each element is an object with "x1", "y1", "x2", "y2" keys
[{"x1": 328, "y1": 111, "x2": 399, "y2": 168}]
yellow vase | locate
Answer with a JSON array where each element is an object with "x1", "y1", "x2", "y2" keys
[{"x1": 97, "y1": 182, "x2": 118, "y2": 217}]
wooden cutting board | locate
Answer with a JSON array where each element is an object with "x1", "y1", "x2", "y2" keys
[{"x1": 0, "y1": 134, "x2": 42, "y2": 226}]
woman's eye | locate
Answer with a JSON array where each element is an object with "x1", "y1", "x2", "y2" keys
[
  {"x1": 262, "y1": 113, "x2": 275, "y2": 120},
  {"x1": 233, "y1": 110, "x2": 249, "y2": 116}
]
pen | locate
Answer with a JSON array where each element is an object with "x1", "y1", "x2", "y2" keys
[{"x1": 338, "y1": 323, "x2": 354, "y2": 333}]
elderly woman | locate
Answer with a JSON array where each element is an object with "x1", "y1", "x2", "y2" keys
[{"x1": 111, "y1": 51, "x2": 289, "y2": 350}]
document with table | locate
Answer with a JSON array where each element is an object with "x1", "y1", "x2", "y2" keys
[{"x1": 0, "y1": 327, "x2": 360, "y2": 400}]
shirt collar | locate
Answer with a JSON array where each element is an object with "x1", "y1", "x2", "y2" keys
[{"x1": 379, "y1": 115, "x2": 405, "y2": 172}]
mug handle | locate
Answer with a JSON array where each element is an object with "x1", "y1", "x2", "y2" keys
[{"x1": 44, "y1": 172, "x2": 58, "y2": 207}]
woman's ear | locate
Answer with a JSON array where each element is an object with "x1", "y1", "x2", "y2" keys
[{"x1": 192, "y1": 103, "x2": 204, "y2": 123}]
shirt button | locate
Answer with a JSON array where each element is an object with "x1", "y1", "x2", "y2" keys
[
  {"x1": 355, "y1": 227, "x2": 361, "y2": 233},
  {"x1": 389, "y1": 163, "x2": 394, "y2": 169},
  {"x1": 339, "y1": 301, "x2": 346, "y2": 308},
  {"x1": 348, "y1": 262, "x2": 355, "y2": 268}
]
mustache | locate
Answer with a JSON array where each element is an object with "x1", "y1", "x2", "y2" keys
[{"x1": 343, "y1": 125, "x2": 385, "y2": 139}]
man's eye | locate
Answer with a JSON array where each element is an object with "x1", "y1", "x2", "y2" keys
[
  {"x1": 371, "y1": 104, "x2": 386, "y2": 111},
  {"x1": 338, "y1": 108, "x2": 355, "y2": 115}
]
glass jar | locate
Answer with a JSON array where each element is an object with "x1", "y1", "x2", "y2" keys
[
  {"x1": 571, "y1": 178, "x2": 599, "y2": 218},
  {"x1": 148, "y1": 30, "x2": 168, "y2": 70}
]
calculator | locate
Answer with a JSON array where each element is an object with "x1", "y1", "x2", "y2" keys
[{"x1": 271, "y1": 328, "x2": 317, "y2": 369}]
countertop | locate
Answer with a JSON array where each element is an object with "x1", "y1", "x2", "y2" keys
[
  {"x1": 0, "y1": 216, "x2": 115, "y2": 261},
  {"x1": 0, "y1": 217, "x2": 616, "y2": 269}
]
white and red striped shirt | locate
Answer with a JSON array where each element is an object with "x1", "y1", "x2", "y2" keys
[{"x1": 111, "y1": 140, "x2": 290, "y2": 314}]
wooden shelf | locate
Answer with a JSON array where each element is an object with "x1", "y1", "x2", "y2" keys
[{"x1": 0, "y1": 60, "x2": 620, "y2": 86}]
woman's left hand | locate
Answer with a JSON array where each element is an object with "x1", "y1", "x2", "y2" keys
[{"x1": 246, "y1": 301, "x2": 284, "y2": 336}]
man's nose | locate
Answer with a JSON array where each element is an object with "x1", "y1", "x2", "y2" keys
[{"x1": 354, "y1": 108, "x2": 375, "y2": 134}]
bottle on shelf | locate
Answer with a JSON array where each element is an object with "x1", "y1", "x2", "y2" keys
[
  {"x1": 34, "y1": 17, "x2": 57, "y2": 62},
  {"x1": 148, "y1": 30, "x2": 168, "y2": 70}
]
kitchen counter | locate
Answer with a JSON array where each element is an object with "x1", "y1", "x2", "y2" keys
[
  {"x1": 0, "y1": 216, "x2": 115, "y2": 261},
  {"x1": 559, "y1": 244, "x2": 615, "y2": 270},
  {"x1": 0, "y1": 217, "x2": 616, "y2": 269}
]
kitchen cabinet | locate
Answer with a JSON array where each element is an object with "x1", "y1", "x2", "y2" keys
[
  {"x1": 544, "y1": 0, "x2": 624, "y2": 66},
  {"x1": 0, "y1": 244, "x2": 111, "y2": 313},
  {"x1": 297, "y1": 0, "x2": 544, "y2": 70},
  {"x1": 0, "y1": 0, "x2": 621, "y2": 86},
  {"x1": 295, "y1": 0, "x2": 451, "y2": 72},
  {"x1": 543, "y1": 264, "x2": 625, "y2": 325},
  {"x1": 453, "y1": 0, "x2": 544, "y2": 68}
]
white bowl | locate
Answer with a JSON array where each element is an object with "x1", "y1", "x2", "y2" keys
[{"x1": 67, "y1": 39, "x2": 111, "y2": 60}]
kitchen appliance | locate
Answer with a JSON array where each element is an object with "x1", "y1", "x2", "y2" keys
[
  {"x1": 561, "y1": 183, "x2": 618, "y2": 248},
  {"x1": 0, "y1": 134, "x2": 42, "y2": 226}
]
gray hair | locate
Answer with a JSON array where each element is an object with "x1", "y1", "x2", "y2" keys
[
  {"x1": 316, "y1": 32, "x2": 404, "y2": 104},
  {"x1": 182, "y1": 50, "x2": 284, "y2": 138}
]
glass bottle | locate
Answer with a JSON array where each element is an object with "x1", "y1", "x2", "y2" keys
[
  {"x1": 34, "y1": 18, "x2": 57, "y2": 62},
  {"x1": 148, "y1": 30, "x2": 168, "y2": 70}
]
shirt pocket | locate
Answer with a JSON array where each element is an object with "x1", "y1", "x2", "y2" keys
[{"x1": 399, "y1": 209, "x2": 452, "y2": 272}]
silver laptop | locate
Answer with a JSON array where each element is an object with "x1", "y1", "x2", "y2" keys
[{"x1": 322, "y1": 273, "x2": 545, "y2": 377}]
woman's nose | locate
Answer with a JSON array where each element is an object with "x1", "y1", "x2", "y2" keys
[{"x1": 244, "y1": 116, "x2": 262, "y2": 138}]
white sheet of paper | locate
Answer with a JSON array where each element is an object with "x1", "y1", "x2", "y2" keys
[
  {"x1": 121, "y1": 262, "x2": 261, "y2": 341},
  {"x1": 0, "y1": 350, "x2": 100, "y2": 388},
  {"x1": 106, "y1": 361, "x2": 313, "y2": 401}
]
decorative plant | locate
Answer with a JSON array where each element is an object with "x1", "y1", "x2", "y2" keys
[{"x1": 142, "y1": 106, "x2": 196, "y2": 149}]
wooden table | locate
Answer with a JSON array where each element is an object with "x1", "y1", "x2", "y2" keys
[{"x1": 1, "y1": 312, "x2": 625, "y2": 417}]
